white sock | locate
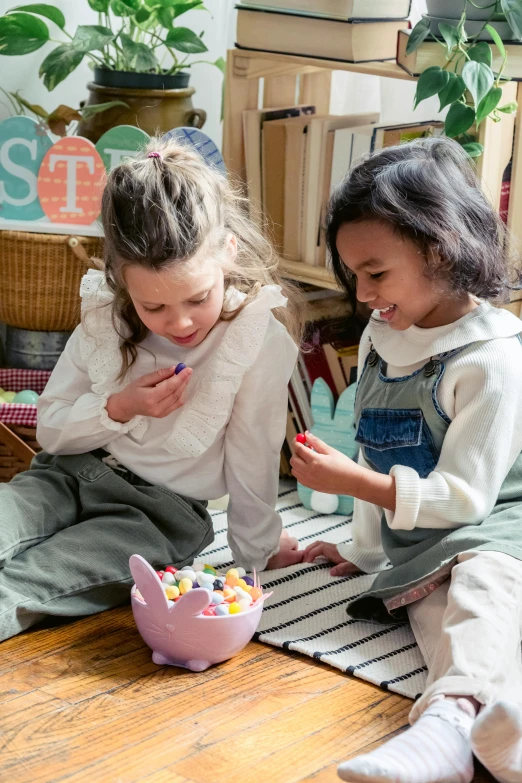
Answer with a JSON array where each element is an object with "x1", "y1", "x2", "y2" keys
[
  {"x1": 471, "y1": 701, "x2": 522, "y2": 783},
  {"x1": 337, "y1": 697, "x2": 475, "y2": 783}
]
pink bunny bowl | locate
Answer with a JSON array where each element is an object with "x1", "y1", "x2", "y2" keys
[{"x1": 129, "y1": 554, "x2": 265, "y2": 671}]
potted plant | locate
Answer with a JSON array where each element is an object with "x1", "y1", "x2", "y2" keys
[
  {"x1": 0, "y1": 1, "x2": 224, "y2": 142},
  {"x1": 407, "y1": 0, "x2": 521, "y2": 157}
]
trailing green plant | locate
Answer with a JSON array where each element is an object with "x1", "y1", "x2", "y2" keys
[
  {"x1": 0, "y1": 1, "x2": 224, "y2": 91},
  {"x1": 408, "y1": 0, "x2": 521, "y2": 157},
  {"x1": 0, "y1": 87, "x2": 128, "y2": 135}
]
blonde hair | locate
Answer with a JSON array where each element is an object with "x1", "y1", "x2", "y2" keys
[{"x1": 100, "y1": 136, "x2": 304, "y2": 378}]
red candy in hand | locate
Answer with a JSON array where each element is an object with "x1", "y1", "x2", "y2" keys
[{"x1": 296, "y1": 433, "x2": 307, "y2": 444}]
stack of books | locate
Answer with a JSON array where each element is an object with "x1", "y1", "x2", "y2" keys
[
  {"x1": 235, "y1": 0, "x2": 412, "y2": 62},
  {"x1": 243, "y1": 101, "x2": 443, "y2": 267}
]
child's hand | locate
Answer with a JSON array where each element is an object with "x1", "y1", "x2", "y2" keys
[
  {"x1": 106, "y1": 365, "x2": 192, "y2": 423},
  {"x1": 302, "y1": 540, "x2": 360, "y2": 577},
  {"x1": 290, "y1": 432, "x2": 362, "y2": 496},
  {"x1": 265, "y1": 530, "x2": 304, "y2": 569}
]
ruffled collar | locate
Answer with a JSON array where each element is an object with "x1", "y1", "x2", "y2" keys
[
  {"x1": 370, "y1": 301, "x2": 522, "y2": 367},
  {"x1": 79, "y1": 269, "x2": 288, "y2": 457}
]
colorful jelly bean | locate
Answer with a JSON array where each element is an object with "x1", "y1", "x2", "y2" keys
[
  {"x1": 147, "y1": 562, "x2": 268, "y2": 617},
  {"x1": 178, "y1": 577, "x2": 193, "y2": 595}
]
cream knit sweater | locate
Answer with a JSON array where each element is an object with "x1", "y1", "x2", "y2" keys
[{"x1": 338, "y1": 302, "x2": 522, "y2": 573}]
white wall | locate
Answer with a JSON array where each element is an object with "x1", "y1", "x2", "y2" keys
[
  {"x1": 330, "y1": 0, "x2": 440, "y2": 124},
  {"x1": 0, "y1": 0, "x2": 437, "y2": 149}
]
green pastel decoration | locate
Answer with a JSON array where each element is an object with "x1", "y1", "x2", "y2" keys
[
  {"x1": 12, "y1": 390, "x2": 40, "y2": 404},
  {"x1": 0, "y1": 116, "x2": 53, "y2": 221},
  {"x1": 297, "y1": 379, "x2": 358, "y2": 517},
  {"x1": 95, "y1": 125, "x2": 150, "y2": 171}
]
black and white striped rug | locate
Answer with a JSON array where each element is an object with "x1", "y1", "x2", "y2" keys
[{"x1": 200, "y1": 481, "x2": 427, "y2": 701}]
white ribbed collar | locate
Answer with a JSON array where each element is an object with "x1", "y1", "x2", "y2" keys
[{"x1": 369, "y1": 302, "x2": 522, "y2": 367}]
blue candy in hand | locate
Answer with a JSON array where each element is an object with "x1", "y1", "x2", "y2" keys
[{"x1": 175, "y1": 363, "x2": 186, "y2": 375}]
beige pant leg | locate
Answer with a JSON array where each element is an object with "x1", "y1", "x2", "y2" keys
[{"x1": 407, "y1": 551, "x2": 522, "y2": 724}]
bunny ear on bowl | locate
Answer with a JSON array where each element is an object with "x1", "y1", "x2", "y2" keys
[
  {"x1": 129, "y1": 554, "x2": 169, "y2": 613},
  {"x1": 173, "y1": 588, "x2": 211, "y2": 617}
]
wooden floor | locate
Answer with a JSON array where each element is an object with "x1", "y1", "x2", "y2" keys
[{"x1": 0, "y1": 606, "x2": 493, "y2": 783}]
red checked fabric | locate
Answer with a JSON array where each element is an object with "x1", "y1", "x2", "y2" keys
[{"x1": 0, "y1": 369, "x2": 51, "y2": 427}]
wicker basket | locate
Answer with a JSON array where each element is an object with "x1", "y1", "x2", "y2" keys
[
  {"x1": 0, "y1": 422, "x2": 40, "y2": 482},
  {"x1": 0, "y1": 369, "x2": 50, "y2": 482},
  {"x1": 0, "y1": 231, "x2": 103, "y2": 331}
]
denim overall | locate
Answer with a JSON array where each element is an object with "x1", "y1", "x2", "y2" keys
[{"x1": 347, "y1": 340, "x2": 522, "y2": 624}]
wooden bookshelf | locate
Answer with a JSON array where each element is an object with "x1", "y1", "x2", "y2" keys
[{"x1": 222, "y1": 47, "x2": 522, "y2": 300}]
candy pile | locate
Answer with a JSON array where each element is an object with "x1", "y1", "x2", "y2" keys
[{"x1": 135, "y1": 562, "x2": 269, "y2": 616}]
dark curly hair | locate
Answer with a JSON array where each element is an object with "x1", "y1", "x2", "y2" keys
[{"x1": 326, "y1": 136, "x2": 520, "y2": 308}]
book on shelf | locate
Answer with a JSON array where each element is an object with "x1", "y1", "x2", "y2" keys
[
  {"x1": 282, "y1": 118, "x2": 438, "y2": 268},
  {"x1": 263, "y1": 112, "x2": 379, "y2": 261},
  {"x1": 301, "y1": 112, "x2": 380, "y2": 265},
  {"x1": 235, "y1": 7, "x2": 409, "y2": 63},
  {"x1": 262, "y1": 114, "x2": 314, "y2": 252},
  {"x1": 236, "y1": 0, "x2": 412, "y2": 21},
  {"x1": 243, "y1": 104, "x2": 316, "y2": 227},
  {"x1": 397, "y1": 29, "x2": 522, "y2": 80},
  {"x1": 323, "y1": 343, "x2": 359, "y2": 395}
]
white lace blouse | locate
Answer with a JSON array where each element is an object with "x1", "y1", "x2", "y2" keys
[{"x1": 36, "y1": 269, "x2": 298, "y2": 571}]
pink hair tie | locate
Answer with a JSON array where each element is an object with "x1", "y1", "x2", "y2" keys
[{"x1": 147, "y1": 151, "x2": 161, "y2": 159}]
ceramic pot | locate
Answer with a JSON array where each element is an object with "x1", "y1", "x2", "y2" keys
[
  {"x1": 426, "y1": 0, "x2": 505, "y2": 21},
  {"x1": 77, "y1": 68, "x2": 206, "y2": 144}
]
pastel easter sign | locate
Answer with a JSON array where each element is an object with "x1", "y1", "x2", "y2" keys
[
  {"x1": 96, "y1": 125, "x2": 150, "y2": 172},
  {"x1": 0, "y1": 118, "x2": 225, "y2": 229},
  {"x1": 163, "y1": 127, "x2": 226, "y2": 175},
  {"x1": 37, "y1": 137, "x2": 107, "y2": 226},
  {"x1": 0, "y1": 117, "x2": 53, "y2": 221},
  {"x1": 297, "y1": 379, "x2": 358, "y2": 516}
]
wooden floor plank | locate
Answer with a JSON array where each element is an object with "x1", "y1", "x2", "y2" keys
[{"x1": 0, "y1": 607, "x2": 495, "y2": 783}]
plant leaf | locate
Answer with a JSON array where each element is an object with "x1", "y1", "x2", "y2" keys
[
  {"x1": 438, "y1": 22, "x2": 460, "y2": 54},
  {"x1": 444, "y1": 102, "x2": 476, "y2": 137},
  {"x1": 486, "y1": 23, "x2": 507, "y2": 58},
  {"x1": 165, "y1": 26, "x2": 207, "y2": 53},
  {"x1": 461, "y1": 141, "x2": 484, "y2": 158},
  {"x1": 501, "y1": 0, "x2": 522, "y2": 39},
  {"x1": 119, "y1": 32, "x2": 159, "y2": 70},
  {"x1": 414, "y1": 66, "x2": 450, "y2": 109},
  {"x1": 12, "y1": 92, "x2": 48, "y2": 117},
  {"x1": 110, "y1": 0, "x2": 141, "y2": 17},
  {"x1": 88, "y1": 0, "x2": 110, "y2": 11},
  {"x1": 476, "y1": 85, "x2": 502, "y2": 125},
  {"x1": 438, "y1": 72, "x2": 466, "y2": 110},
  {"x1": 406, "y1": 17, "x2": 430, "y2": 55},
  {"x1": 39, "y1": 43, "x2": 84, "y2": 90},
  {"x1": 173, "y1": 0, "x2": 206, "y2": 16},
  {"x1": 157, "y1": 7, "x2": 175, "y2": 27},
  {"x1": 214, "y1": 55, "x2": 225, "y2": 74},
  {"x1": 47, "y1": 104, "x2": 82, "y2": 134},
  {"x1": 72, "y1": 25, "x2": 114, "y2": 52},
  {"x1": 79, "y1": 99, "x2": 129, "y2": 119},
  {"x1": 0, "y1": 11, "x2": 48, "y2": 55},
  {"x1": 498, "y1": 101, "x2": 518, "y2": 113},
  {"x1": 468, "y1": 41, "x2": 493, "y2": 67},
  {"x1": 8, "y1": 4, "x2": 65, "y2": 29},
  {"x1": 462, "y1": 60, "x2": 495, "y2": 109},
  {"x1": 135, "y1": 6, "x2": 152, "y2": 23}
]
